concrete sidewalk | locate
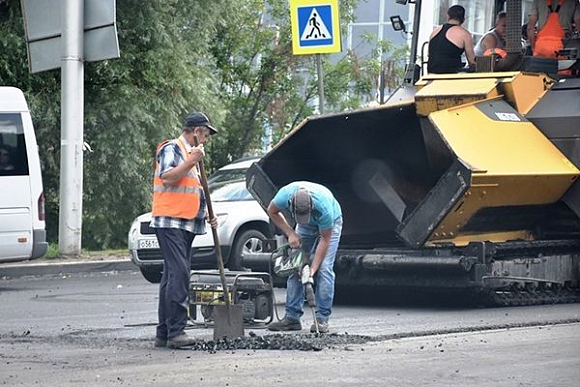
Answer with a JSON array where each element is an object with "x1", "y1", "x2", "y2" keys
[{"x1": 0, "y1": 253, "x2": 137, "y2": 279}]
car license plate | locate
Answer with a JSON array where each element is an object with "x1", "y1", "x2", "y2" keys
[{"x1": 139, "y1": 239, "x2": 159, "y2": 249}]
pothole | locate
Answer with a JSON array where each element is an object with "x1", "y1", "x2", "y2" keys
[{"x1": 179, "y1": 331, "x2": 376, "y2": 352}]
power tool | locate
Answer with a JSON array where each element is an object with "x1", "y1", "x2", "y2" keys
[
  {"x1": 300, "y1": 263, "x2": 319, "y2": 334},
  {"x1": 271, "y1": 244, "x2": 319, "y2": 333}
]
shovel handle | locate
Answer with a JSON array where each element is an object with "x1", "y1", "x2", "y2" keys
[{"x1": 193, "y1": 136, "x2": 231, "y2": 310}]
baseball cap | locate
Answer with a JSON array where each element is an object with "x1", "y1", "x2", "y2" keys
[
  {"x1": 291, "y1": 188, "x2": 312, "y2": 224},
  {"x1": 184, "y1": 112, "x2": 218, "y2": 135}
]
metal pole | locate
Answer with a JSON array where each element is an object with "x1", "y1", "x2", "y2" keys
[
  {"x1": 316, "y1": 54, "x2": 325, "y2": 114},
  {"x1": 404, "y1": 0, "x2": 422, "y2": 83},
  {"x1": 59, "y1": 0, "x2": 84, "y2": 256},
  {"x1": 378, "y1": 0, "x2": 385, "y2": 102},
  {"x1": 379, "y1": 63, "x2": 385, "y2": 104}
]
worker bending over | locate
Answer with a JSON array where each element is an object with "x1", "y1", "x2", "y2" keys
[{"x1": 266, "y1": 182, "x2": 342, "y2": 334}]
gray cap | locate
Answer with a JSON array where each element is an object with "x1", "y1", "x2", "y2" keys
[{"x1": 291, "y1": 188, "x2": 312, "y2": 224}]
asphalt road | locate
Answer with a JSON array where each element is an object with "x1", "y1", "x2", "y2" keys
[{"x1": 0, "y1": 270, "x2": 579, "y2": 386}]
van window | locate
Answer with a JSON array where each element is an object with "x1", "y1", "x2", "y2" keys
[{"x1": 0, "y1": 113, "x2": 29, "y2": 176}]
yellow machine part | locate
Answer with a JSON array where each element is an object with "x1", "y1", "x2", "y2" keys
[
  {"x1": 414, "y1": 72, "x2": 551, "y2": 117},
  {"x1": 415, "y1": 77, "x2": 500, "y2": 116},
  {"x1": 193, "y1": 290, "x2": 232, "y2": 304},
  {"x1": 501, "y1": 72, "x2": 551, "y2": 115},
  {"x1": 424, "y1": 98, "x2": 580, "y2": 246}
]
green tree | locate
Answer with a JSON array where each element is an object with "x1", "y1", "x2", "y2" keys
[
  {"x1": 209, "y1": 0, "x2": 407, "y2": 155},
  {"x1": 0, "y1": 0, "x2": 407, "y2": 250},
  {"x1": 0, "y1": 0, "x2": 226, "y2": 249},
  {"x1": 80, "y1": 0, "x2": 225, "y2": 248}
]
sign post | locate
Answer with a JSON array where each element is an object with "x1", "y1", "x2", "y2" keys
[
  {"x1": 316, "y1": 55, "x2": 325, "y2": 113},
  {"x1": 290, "y1": 0, "x2": 341, "y2": 114}
]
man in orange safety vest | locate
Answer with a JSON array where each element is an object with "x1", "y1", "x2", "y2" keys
[
  {"x1": 528, "y1": 0, "x2": 580, "y2": 58},
  {"x1": 150, "y1": 112, "x2": 218, "y2": 349}
]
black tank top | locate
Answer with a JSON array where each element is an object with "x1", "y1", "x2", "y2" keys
[{"x1": 428, "y1": 23, "x2": 464, "y2": 74}]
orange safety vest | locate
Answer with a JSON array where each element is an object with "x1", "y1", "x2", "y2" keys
[
  {"x1": 533, "y1": 0, "x2": 566, "y2": 58},
  {"x1": 151, "y1": 138, "x2": 202, "y2": 219}
]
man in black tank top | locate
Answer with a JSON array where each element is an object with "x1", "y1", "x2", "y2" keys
[{"x1": 428, "y1": 5, "x2": 476, "y2": 74}]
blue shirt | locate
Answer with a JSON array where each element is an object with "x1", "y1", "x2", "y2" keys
[
  {"x1": 273, "y1": 181, "x2": 342, "y2": 230},
  {"x1": 150, "y1": 136, "x2": 207, "y2": 234}
]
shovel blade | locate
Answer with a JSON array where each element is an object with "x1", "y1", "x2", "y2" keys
[{"x1": 213, "y1": 304, "x2": 244, "y2": 341}]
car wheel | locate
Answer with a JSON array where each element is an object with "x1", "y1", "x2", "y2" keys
[
  {"x1": 140, "y1": 267, "x2": 162, "y2": 284},
  {"x1": 228, "y1": 229, "x2": 267, "y2": 271}
]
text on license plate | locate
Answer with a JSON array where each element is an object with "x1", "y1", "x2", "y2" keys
[{"x1": 139, "y1": 239, "x2": 159, "y2": 249}]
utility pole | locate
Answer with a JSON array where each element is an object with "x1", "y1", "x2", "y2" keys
[{"x1": 58, "y1": 0, "x2": 84, "y2": 256}]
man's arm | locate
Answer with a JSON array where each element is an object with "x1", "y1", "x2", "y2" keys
[
  {"x1": 267, "y1": 202, "x2": 301, "y2": 248},
  {"x1": 464, "y1": 30, "x2": 476, "y2": 66},
  {"x1": 160, "y1": 147, "x2": 204, "y2": 186},
  {"x1": 528, "y1": 14, "x2": 538, "y2": 49},
  {"x1": 481, "y1": 34, "x2": 497, "y2": 52},
  {"x1": 309, "y1": 228, "x2": 332, "y2": 277}
]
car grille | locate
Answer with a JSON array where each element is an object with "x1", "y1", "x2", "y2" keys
[
  {"x1": 136, "y1": 249, "x2": 163, "y2": 261},
  {"x1": 140, "y1": 222, "x2": 155, "y2": 235}
]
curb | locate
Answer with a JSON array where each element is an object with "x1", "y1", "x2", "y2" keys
[{"x1": 0, "y1": 259, "x2": 137, "y2": 279}]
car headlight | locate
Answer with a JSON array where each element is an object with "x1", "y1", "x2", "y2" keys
[
  {"x1": 128, "y1": 220, "x2": 140, "y2": 248},
  {"x1": 215, "y1": 213, "x2": 228, "y2": 227}
]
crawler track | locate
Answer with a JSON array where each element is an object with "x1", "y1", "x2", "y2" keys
[{"x1": 482, "y1": 285, "x2": 580, "y2": 307}]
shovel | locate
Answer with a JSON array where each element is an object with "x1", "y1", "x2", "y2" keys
[{"x1": 193, "y1": 136, "x2": 244, "y2": 341}]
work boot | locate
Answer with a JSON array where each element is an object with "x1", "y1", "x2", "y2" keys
[
  {"x1": 266, "y1": 316, "x2": 302, "y2": 331},
  {"x1": 167, "y1": 332, "x2": 196, "y2": 348},
  {"x1": 154, "y1": 337, "x2": 167, "y2": 348},
  {"x1": 310, "y1": 318, "x2": 329, "y2": 333}
]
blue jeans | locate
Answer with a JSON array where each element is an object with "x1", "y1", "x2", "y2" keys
[
  {"x1": 155, "y1": 228, "x2": 195, "y2": 340},
  {"x1": 285, "y1": 217, "x2": 342, "y2": 322}
]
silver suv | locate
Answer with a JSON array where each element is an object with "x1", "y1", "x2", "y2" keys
[{"x1": 128, "y1": 157, "x2": 271, "y2": 283}]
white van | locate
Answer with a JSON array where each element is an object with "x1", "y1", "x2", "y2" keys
[{"x1": 0, "y1": 87, "x2": 47, "y2": 262}]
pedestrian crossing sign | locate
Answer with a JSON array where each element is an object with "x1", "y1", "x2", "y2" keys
[{"x1": 290, "y1": 0, "x2": 341, "y2": 55}]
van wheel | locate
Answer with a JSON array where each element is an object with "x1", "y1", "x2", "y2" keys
[
  {"x1": 140, "y1": 267, "x2": 162, "y2": 284},
  {"x1": 228, "y1": 229, "x2": 267, "y2": 271}
]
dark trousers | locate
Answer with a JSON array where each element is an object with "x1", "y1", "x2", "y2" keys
[{"x1": 154, "y1": 228, "x2": 195, "y2": 339}]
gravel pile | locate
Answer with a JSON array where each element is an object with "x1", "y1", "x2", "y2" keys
[{"x1": 183, "y1": 331, "x2": 375, "y2": 352}]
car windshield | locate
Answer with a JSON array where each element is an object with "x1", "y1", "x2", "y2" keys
[
  {"x1": 207, "y1": 168, "x2": 247, "y2": 184},
  {"x1": 209, "y1": 180, "x2": 253, "y2": 202}
]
